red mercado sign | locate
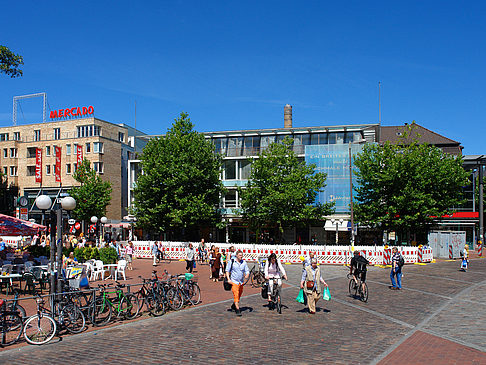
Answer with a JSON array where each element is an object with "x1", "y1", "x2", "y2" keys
[{"x1": 50, "y1": 106, "x2": 94, "y2": 119}]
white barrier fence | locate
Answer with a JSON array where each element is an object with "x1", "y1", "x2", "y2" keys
[{"x1": 131, "y1": 242, "x2": 433, "y2": 265}]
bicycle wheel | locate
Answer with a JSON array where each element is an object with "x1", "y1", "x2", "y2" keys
[
  {"x1": 62, "y1": 304, "x2": 86, "y2": 334},
  {"x1": 360, "y1": 282, "x2": 369, "y2": 303},
  {"x1": 251, "y1": 272, "x2": 265, "y2": 287},
  {"x1": 276, "y1": 292, "x2": 282, "y2": 314},
  {"x1": 348, "y1": 279, "x2": 357, "y2": 296},
  {"x1": 7, "y1": 303, "x2": 26, "y2": 322},
  {"x1": 1, "y1": 312, "x2": 23, "y2": 346},
  {"x1": 187, "y1": 283, "x2": 201, "y2": 305},
  {"x1": 23, "y1": 314, "x2": 57, "y2": 345},
  {"x1": 166, "y1": 287, "x2": 183, "y2": 311},
  {"x1": 90, "y1": 297, "x2": 112, "y2": 326},
  {"x1": 120, "y1": 294, "x2": 140, "y2": 320},
  {"x1": 146, "y1": 293, "x2": 166, "y2": 317}
]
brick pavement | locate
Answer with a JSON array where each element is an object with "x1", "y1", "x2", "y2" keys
[{"x1": 0, "y1": 258, "x2": 485, "y2": 364}]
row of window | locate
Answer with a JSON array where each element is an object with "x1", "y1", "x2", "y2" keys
[
  {"x1": 211, "y1": 131, "x2": 364, "y2": 157},
  {"x1": 22, "y1": 143, "x2": 104, "y2": 158},
  {"x1": 2, "y1": 148, "x2": 17, "y2": 158},
  {"x1": 2, "y1": 162, "x2": 104, "y2": 177},
  {"x1": 0, "y1": 125, "x2": 110, "y2": 142}
]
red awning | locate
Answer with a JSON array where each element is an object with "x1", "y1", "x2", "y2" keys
[
  {"x1": 0, "y1": 214, "x2": 47, "y2": 236},
  {"x1": 105, "y1": 222, "x2": 132, "y2": 229}
]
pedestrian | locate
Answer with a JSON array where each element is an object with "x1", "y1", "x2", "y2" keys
[
  {"x1": 152, "y1": 241, "x2": 159, "y2": 266},
  {"x1": 390, "y1": 247, "x2": 403, "y2": 290},
  {"x1": 208, "y1": 245, "x2": 216, "y2": 278},
  {"x1": 157, "y1": 241, "x2": 164, "y2": 262},
  {"x1": 226, "y1": 250, "x2": 250, "y2": 316},
  {"x1": 303, "y1": 251, "x2": 315, "y2": 268},
  {"x1": 125, "y1": 241, "x2": 134, "y2": 270},
  {"x1": 211, "y1": 247, "x2": 221, "y2": 282},
  {"x1": 186, "y1": 243, "x2": 195, "y2": 273},
  {"x1": 229, "y1": 245, "x2": 236, "y2": 260},
  {"x1": 0, "y1": 238, "x2": 5, "y2": 252},
  {"x1": 300, "y1": 258, "x2": 328, "y2": 314},
  {"x1": 460, "y1": 244, "x2": 469, "y2": 271}
]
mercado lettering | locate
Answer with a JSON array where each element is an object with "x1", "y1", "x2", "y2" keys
[{"x1": 50, "y1": 105, "x2": 94, "y2": 119}]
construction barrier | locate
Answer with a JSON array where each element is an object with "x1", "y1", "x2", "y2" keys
[
  {"x1": 129, "y1": 242, "x2": 433, "y2": 265},
  {"x1": 477, "y1": 244, "x2": 482, "y2": 257}
]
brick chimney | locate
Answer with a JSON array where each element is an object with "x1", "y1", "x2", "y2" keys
[{"x1": 284, "y1": 104, "x2": 292, "y2": 128}]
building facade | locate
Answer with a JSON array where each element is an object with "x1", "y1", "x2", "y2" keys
[{"x1": 0, "y1": 117, "x2": 143, "y2": 222}]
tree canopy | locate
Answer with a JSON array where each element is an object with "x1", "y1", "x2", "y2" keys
[
  {"x1": 132, "y1": 112, "x2": 224, "y2": 237},
  {"x1": 238, "y1": 138, "x2": 334, "y2": 241},
  {"x1": 0, "y1": 45, "x2": 23, "y2": 78},
  {"x1": 354, "y1": 131, "x2": 469, "y2": 236},
  {"x1": 69, "y1": 159, "x2": 112, "y2": 221}
]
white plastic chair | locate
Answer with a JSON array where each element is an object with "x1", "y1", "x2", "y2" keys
[
  {"x1": 91, "y1": 260, "x2": 105, "y2": 281},
  {"x1": 114, "y1": 260, "x2": 127, "y2": 281},
  {"x1": 84, "y1": 262, "x2": 95, "y2": 280}
]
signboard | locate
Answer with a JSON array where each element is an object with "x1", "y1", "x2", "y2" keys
[
  {"x1": 49, "y1": 106, "x2": 94, "y2": 119},
  {"x1": 76, "y1": 144, "x2": 83, "y2": 164},
  {"x1": 35, "y1": 148, "x2": 42, "y2": 183},
  {"x1": 305, "y1": 144, "x2": 364, "y2": 213},
  {"x1": 68, "y1": 219, "x2": 76, "y2": 225},
  {"x1": 55, "y1": 146, "x2": 62, "y2": 182},
  {"x1": 20, "y1": 208, "x2": 28, "y2": 221}
]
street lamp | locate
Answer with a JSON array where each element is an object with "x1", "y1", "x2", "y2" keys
[
  {"x1": 35, "y1": 195, "x2": 56, "y2": 295},
  {"x1": 35, "y1": 194, "x2": 52, "y2": 226},
  {"x1": 331, "y1": 218, "x2": 343, "y2": 245},
  {"x1": 100, "y1": 216, "x2": 108, "y2": 242},
  {"x1": 56, "y1": 196, "x2": 76, "y2": 294},
  {"x1": 91, "y1": 216, "x2": 99, "y2": 243}
]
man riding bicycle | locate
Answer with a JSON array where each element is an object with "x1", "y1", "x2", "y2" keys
[{"x1": 350, "y1": 251, "x2": 371, "y2": 293}]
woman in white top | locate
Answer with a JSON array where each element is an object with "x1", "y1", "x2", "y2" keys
[{"x1": 264, "y1": 253, "x2": 288, "y2": 305}]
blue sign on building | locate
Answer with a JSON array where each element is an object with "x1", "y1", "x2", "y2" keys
[{"x1": 305, "y1": 144, "x2": 364, "y2": 213}]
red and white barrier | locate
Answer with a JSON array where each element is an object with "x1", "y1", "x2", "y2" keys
[
  {"x1": 477, "y1": 244, "x2": 482, "y2": 257},
  {"x1": 449, "y1": 244, "x2": 453, "y2": 259}
]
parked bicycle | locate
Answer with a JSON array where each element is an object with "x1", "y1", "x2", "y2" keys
[
  {"x1": 92, "y1": 282, "x2": 140, "y2": 324},
  {"x1": 135, "y1": 274, "x2": 166, "y2": 317},
  {"x1": 243, "y1": 256, "x2": 266, "y2": 287},
  {"x1": 347, "y1": 273, "x2": 368, "y2": 302},
  {"x1": 0, "y1": 298, "x2": 23, "y2": 346}
]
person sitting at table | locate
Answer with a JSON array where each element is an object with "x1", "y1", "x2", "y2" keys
[{"x1": 63, "y1": 252, "x2": 77, "y2": 268}]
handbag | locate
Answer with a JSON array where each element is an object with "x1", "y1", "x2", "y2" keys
[
  {"x1": 306, "y1": 280, "x2": 315, "y2": 289},
  {"x1": 296, "y1": 288, "x2": 305, "y2": 304},
  {"x1": 223, "y1": 277, "x2": 232, "y2": 291},
  {"x1": 323, "y1": 286, "x2": 331, "y2": 301}
]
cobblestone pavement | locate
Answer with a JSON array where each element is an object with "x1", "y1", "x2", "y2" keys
[{"x1": 1, "y1": 258, "x2": 485, "y2": 364}]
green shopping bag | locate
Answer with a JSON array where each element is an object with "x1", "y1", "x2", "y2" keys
[
  {"x1": 296, "y1": 288, "x2": 305, "y2": 304},
  {"x1": 323, "y1": 286, "x2": 331, "y2": 301}
]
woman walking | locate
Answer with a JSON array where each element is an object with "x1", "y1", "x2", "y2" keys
[
  {"x1": 211, "y1": 247, "x2": 222, "y2": 282},
  {"x1": 125, "y1": 241, "x2": 134, "y2": 270},
  {"x1": 300, "y1": 258, "x2": 328, "y2": 314}
]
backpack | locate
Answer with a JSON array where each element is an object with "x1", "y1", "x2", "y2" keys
[
  {"x1": 398, "y1": 255, "x2": 405, "y2": 268},
  {"x1": 355, "y1": 256, "x2": 368, "y2": 272}
]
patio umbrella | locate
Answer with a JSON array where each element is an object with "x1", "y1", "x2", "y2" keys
[{"x1": 0, "y1": 214, "x2": 47, "y2": 236}]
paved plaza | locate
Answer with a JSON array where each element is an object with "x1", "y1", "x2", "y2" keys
[{"x1": 1, "y1": 258, "x2": 485, "y2": 364}]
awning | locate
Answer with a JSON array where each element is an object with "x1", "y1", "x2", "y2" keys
[
  {"x1": 0, "y1": 214, "x2": 47, "y2": 236},
  {"x1": 324, "y1": 219, "x2": 350, "y2": 232},
  {"x1": 105, "y1": 222, "x2": 132, "y2": 229}
]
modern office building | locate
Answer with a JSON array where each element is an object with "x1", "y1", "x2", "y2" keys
[{"x1": 0, "y1": 114, "x2": 145, "y2": 222}]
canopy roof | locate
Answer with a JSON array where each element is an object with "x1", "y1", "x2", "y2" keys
[{"x1": 0, "y1": 214, "x2": 47, "y2": 236}]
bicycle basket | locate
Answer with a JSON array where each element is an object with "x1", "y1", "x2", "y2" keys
[{"x1": 184, "y1": 273, "x2": 194, "y2": 281}]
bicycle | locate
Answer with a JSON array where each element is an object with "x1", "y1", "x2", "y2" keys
[
  {"x1": 347, "y1": 273, "x2": 368, "y2": 302},
  {"x1": 23, "y1": 295, "x2": 57, "y2": 345},
  {"x1": 135, "y1": 275, "x2": 166, "y2": 317},
  {"x1": 0, "y1": 299, "x2": 23, "y2": 346},
  {"x1": 243, "y1": 256, "x2": 266, "y2": 287},
  {"x1": 94, "y1": 282, "x2": 140, "y2": 323},
  {"x1": 265, "y1": 278, "x2": 285, "y2": 314},
  {"x1": 5, "y1": 290, "x2": 26, "y2": 328}
]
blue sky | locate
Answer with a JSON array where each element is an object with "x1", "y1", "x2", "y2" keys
[{"x1": 1, "y1": 1, "x2": 485, "y2": 154}]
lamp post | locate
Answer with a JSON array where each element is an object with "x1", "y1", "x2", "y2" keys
[
  {"x1": 57, "y1": 196, "x2": 76, "y2": 294},
  {"x1": 35, "y1": 195, "x2": 54, "y2": 294},
  {"x1": 331, "y1": 218, "x2": 343, "y2": 245},
  {"x1": 100, "y1": 216, "x2": 108, "y2": 243},
  {"x1": 91, "y1": 216, "x2": 99, "y2": 244}
]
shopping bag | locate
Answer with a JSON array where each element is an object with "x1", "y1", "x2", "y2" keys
[
  {"x1": 296, "y1": 288, "x2": 305, "y2": 304},
  {"x1": 323, "y1": 286, "x2": 331, "y2": 301},
  {"x1": 193, "y1": 261, "x2": 196, "y2": 269}
]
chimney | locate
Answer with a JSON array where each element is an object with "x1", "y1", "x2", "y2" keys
[{"x1": 284, "y1": 104, "x2": 292, "y2": 128}]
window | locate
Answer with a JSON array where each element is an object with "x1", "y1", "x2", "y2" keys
[
  {"x1": 13, "y1": 132, "x2": 20, "y2": 141},
  {"x1": 73, "y1": 163, "x2": 77, "y2": 173},
  {"x1": 118, "y1": 132, "x2": 125, "y2": 142},
  {"x1": 66, "y1": 164, "x2": 71, "y2": 174},
  {"x1": 240, "y1": 160, "x2": 251, "y2": 180},
  {"x1": 77, "y1": 125, "x2": 100, "y2": 138},
  {"x1": 10, "y1": 166, "x2": 18, "y2": 176},
  {"x1": 3, "y1": 149, "x2": 7, "y2": 158},
  {"x1": 224, "y1": 160, "x2": 236, "y2": 180},
  {"x1": 311, "y1": 133, "x2": 328, "y2": 145},
  {"x1": 10, "y1": 148, "x2": 17, "y2": 158},
  {"x1": 224, "y1": 190, "x2": 237, "y2": 208},
  {"x1": 66, "y1": 144, "x2": 71, "y2": 155},
  {"x1": 93, "y1": 162, "x2": 104, "y2": 174},
  {"x1": 34, "y1": 130, "x2": 41, "y2": 141},
  {"x1": 54, "y1": 128, "x2": 60, "y2": 140},
  {"x1": 52, "y1": 164, "x2": 56, "y2": 173},
  {"x1": 27, "y1": 166, "x2": 36, "y2": 176},
  {"x1": 93, "y1": 142, "x2": 104, "y2": 153},
  {"x1": 2, "y1": 166, "x2": 7, "y2": 175},
  {"x1": 46, "y1": 146, "x2": 51, "y2": 156},
  {"x1": 27, "y1": 147, "x2": 37, "y2": 158},
  {"x1": 46, "y1": 165, "x2": 51, "y2": 175},
  {"x1": 0, "y1": 133, "x2": 8, "y2": 141},
  {"x1": 86, "y1": 143, "x2": 91, "y2": 153}
]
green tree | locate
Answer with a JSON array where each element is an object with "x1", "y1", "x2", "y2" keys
[
  {"x1": 354, "y1": 133, "x2": 469, "y2": 240},
  {"x1": 132, "y1": 112, "x2": 224, "y2": 239},
  {"x1": 69, "y1": 159, "x2": 112, "y2": 221},
  {"x1": 238, "y1": 138, "x2": 334, "y2": 242},
  {"x1": 0, "y1": 45, "x2": 23, "y2": 78}
]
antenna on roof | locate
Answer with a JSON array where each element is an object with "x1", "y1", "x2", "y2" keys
[{"x1": 378, "y1": 82, "x2": 382, "y2": 124}]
